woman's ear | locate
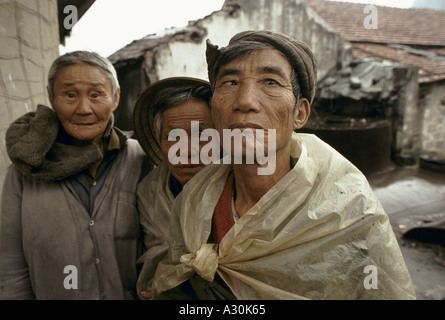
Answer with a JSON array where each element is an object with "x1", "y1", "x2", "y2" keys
[
  {"x1": 47, "y1": 86, "x2": 54, "y2": 107},
  {"x1": 112, "y1": 88, "x2": 121, "y2": 111},
  {"x1": 293, "y1": 98, "x2": 311, "y2": 130}
]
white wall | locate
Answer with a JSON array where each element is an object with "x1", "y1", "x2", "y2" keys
[{"x1": 150, "y1": 0, "x2": 349, "y2": 82}]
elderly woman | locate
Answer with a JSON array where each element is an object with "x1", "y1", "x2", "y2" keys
[
  {"x1": 151, "y1": 31, "x2": 416, "y2": 300},
  {"x1": 0, "y1": 51, "x2": 151, "y2": 299},
  {"x1": 132, "y1": 77, "x2": 214, "y2": 299}
]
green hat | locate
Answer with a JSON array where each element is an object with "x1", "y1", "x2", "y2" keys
[{"x1": 206, "y1": 30, "x2": 318, "y2": 104}]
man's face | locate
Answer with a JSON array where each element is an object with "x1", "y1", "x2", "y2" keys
[
  {"x1": 211, "y1": 48, "x2": 307, "y2": 159},
  {"x1": 50, "y1": 63, "x2": 119, "y2": 145},
  {"x1": 160, "y1": 99, "x2": 213, "y2": 186}
]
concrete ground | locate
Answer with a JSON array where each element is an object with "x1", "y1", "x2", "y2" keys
[{"x1": 368, "y1": 164, "x2": 445, "y2": 300}]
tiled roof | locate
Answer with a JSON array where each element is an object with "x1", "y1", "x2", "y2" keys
[
  {"x1": 306, "y1": 0, "x2": 445, "y2": 82},
  {"x1": 306, "y1": 0, "x2": 445, "y2": 46}
]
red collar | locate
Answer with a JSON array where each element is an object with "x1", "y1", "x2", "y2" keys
[{"x1": 211, "y1": 171, "x2": 235, "y2": 243}]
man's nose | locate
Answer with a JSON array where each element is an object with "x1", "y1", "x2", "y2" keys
[{"x1": 234, "y1": 82, "x2": 260, "y2": 112}]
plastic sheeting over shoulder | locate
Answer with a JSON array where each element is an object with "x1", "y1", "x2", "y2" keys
[
  {"x1": 152, "y1": 133, "x2": 416, "y2": 300},
  {"x1": 136, "y1": 162, "x2": 173, "y2": 295}
]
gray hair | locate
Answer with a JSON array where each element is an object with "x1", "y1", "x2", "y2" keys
[
  {"x1": 209, "y1": 41, "x2": 301, "y2": 108},
  {"x1": 47, "y1": 51, "x2": 120, "y2": 101},
  {"x1": 153, "y1": 84, "x2": 212, "y2": 140}
]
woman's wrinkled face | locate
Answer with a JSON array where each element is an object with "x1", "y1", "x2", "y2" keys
[
  {"x1": 211, "y1": 48, "x2": 308, "y2": 160},
  {"x1": 160, "y1": 99, "x2": 213, "y2": 186},
  {"x1": 50, "y1": 63, "x2": 119, "y2": 145}
]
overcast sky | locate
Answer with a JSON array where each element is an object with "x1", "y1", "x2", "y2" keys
[{"x1": 60, "y1": 0, "x2": 415, "y2": 58}]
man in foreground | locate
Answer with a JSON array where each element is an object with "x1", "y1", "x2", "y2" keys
[{"x1": 151, "y1": 30, "x2": 415, "y2": 300}]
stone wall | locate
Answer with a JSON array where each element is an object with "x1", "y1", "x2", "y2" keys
[{"x1": 0, "y1": 0, "x2": 60, "y2": 205}]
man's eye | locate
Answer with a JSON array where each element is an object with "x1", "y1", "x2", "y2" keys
[
  {"x1": 215, "y1": 79, "x2": 238, "y2": 90},
  {"x1": 90, "y1": 93, "x2": 100, "y2": 98},
  {"x1": 66, "y1": 92, "x2": 76, "y2": 98},
  {"x1": 265, "y1": 79, "x2": 277, "y2": 85},
  {"x1": 221, "y1": 80, "x2": 237, "y2": 86}
]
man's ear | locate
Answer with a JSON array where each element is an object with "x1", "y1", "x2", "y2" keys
[
  {"x1": 47, "y1": 86, "x2": 54, "y2": 107},
  {"x1": 293, "y1": 98, "x2": 311, "y2": 130}
]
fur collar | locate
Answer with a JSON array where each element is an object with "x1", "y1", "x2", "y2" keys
[{"x1": 6, "y1": 105, "x2": 114, "y2": 181}]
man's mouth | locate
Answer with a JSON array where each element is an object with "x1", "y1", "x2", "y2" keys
[
  {"x1": 176, "y1": 164, "x2": 202, "y2": 168},
  {"x1": 73, "y1": 122, "x2": 96, "y2": 126},
  {"x1": 229, "y1": 122, "x2": 264, "y2": 130}
]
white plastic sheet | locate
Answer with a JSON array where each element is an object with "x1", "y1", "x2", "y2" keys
[
  {"x1": 136, "y1": 162, "x2": 173, "y2": 295},
  {"x1": 152, "y1": 133, "x2": 416, "y2": 299}
]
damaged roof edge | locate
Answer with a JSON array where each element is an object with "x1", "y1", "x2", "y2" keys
[
  {"x1": 108, "y1": 28, "x2": 183, "y2": 64},
  {"x1": 108, "y1": 3, "x2": 227, "y2": 64}
]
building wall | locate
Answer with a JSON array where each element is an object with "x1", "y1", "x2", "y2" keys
[
  {"x1": 150, "y1": 0, "x2": 350, "y2": 83},
  {"x1": 0, "y1": 0, "x2": 60, "y2": 205},
  {"x1": 392, "y1": 65, "x2": 421, "y2": 165},
  {"x1": 420, "y1": 80, "x2": 445, "y2": 158}
]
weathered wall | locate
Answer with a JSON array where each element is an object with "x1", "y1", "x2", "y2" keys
[
  {"x1": 150, "y1": 0, "x2": 350, "y2": 83},
  {"x1": 114, "y1": 59, "x2": 150, "y2": 131},
  {"x1": 392, "y1": 65, "x2": 421, "y2": 165},
  {"x1": 420, "y1": 80, "x2": 445, "y2": 158},
  {"x1": 0, "y1": 0, "x2": 60, "y2": 204}
]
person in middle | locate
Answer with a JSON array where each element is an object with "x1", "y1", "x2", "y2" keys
[{"x1": 133, "y1": 77, "x2": 214, "y2": 299}]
